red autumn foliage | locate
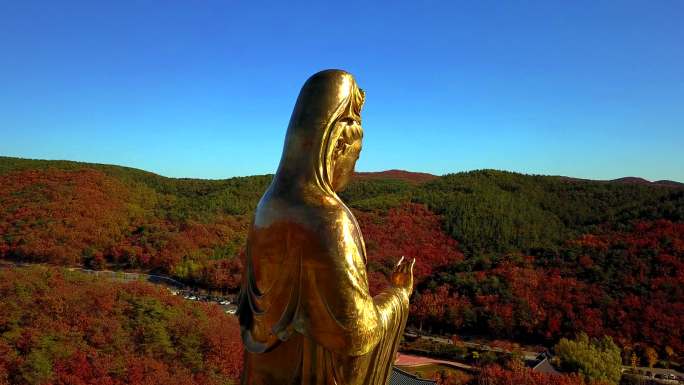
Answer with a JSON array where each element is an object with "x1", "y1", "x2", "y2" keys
[
  {"x1": 409, "y1": 220, "x2": 684, "y2": 355},
  {"x1": 569, "y1": 220, "x2": 684, "y2": 353},
  {"x1": 0, "y1": 168, "x2": 248, "y2": 292},
  {"x1": 0, "y1": 168, "x2": 133, "y2": 265},
  {"x1": 411, "y1": 285, "x2": 471, "y2": 330},
  {"x1": 477, "y1": 365, "x2": 596, "y2": 385},
  {"x1": 0, "y1": 266, "x2": 243, "y2": 385},
  {"x1": 354, "y1": 203, "x2": 464, "y2": 293}
]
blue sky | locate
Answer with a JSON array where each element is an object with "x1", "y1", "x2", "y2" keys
[{"x1": 1, "y1": 1, "x2": 682, "y2": 181}]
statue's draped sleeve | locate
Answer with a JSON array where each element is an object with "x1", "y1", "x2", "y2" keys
[
  {"x1": 239, "y1": 208, "x2": 409, "y2": 360},
  {"x1": 293, "y1": 211, "x2": 409, "y2": 357}
]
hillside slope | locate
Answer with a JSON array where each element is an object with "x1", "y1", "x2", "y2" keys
[
  {"x1": 1, "y1": 156, "x2": 682, "y2": 358},
  {"x1": 0, "y1": 265, "x2": 242, "y2": 385}
]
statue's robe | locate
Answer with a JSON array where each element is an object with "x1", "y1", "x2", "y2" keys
[{"x1": 238, "y1": 197, "x2": 409, "y2": 385}]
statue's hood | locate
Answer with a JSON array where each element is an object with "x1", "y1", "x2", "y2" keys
[{"x1": 271, "y1": 69, "x2": 364, "y2": 199}]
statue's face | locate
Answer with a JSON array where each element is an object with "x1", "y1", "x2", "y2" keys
[{"x1": 331, "y1": 125, "x2": 362, "y2": 192}]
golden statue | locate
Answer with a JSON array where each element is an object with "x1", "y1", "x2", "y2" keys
[{"x1": 237, "y1": 69, "x2": 415, "y2": 385}]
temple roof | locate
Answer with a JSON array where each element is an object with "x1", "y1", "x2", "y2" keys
[{"x1": 389, "y1": 367, "x2": 437, "y2": 385}]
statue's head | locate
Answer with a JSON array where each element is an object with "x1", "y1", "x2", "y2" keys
[{"x1": 274, "y1": 69, "x2": 365, "y2": 196}]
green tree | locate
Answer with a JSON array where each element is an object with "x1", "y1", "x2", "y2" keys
[
  {"x1": 20, "y1": 349, "x2": 52, "y2": 385},
  {"x1": 554, "y1": 333, "x2": 622, "y2": 384}
]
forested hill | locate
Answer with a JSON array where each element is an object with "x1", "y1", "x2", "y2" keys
[{"x1": 1, "y1": 156, "x2": 683, "y2": 357}]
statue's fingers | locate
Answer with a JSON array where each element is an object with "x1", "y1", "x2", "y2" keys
[{"x1": 395, "y1": 256, "x2": 405, "y2": 267}]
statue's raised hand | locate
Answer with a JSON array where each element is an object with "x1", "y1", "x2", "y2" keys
[{"x1": 390, "y1": 256, "x2": 415, "y2": 293}]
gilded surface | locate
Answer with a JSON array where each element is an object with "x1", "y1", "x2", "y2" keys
[{"x1": 237, "y1": 69, "x2": 414, "y2": 385}]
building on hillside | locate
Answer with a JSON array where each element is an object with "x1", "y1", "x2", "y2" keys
[
  {"x1": 389, "y1": 367, "x2": 437, "y2": 385},
  {"x1": 529, "y1": 352, "x2": 561, "y2": 376}
]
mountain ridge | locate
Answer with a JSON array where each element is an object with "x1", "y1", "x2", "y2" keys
[{"x1": 2, "y1": 155, "x2": 681, "y2": 186}]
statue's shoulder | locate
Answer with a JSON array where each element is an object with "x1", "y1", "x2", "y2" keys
[{"x1": 253, "y1": 194, "x2": 356, "y2": 242}]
